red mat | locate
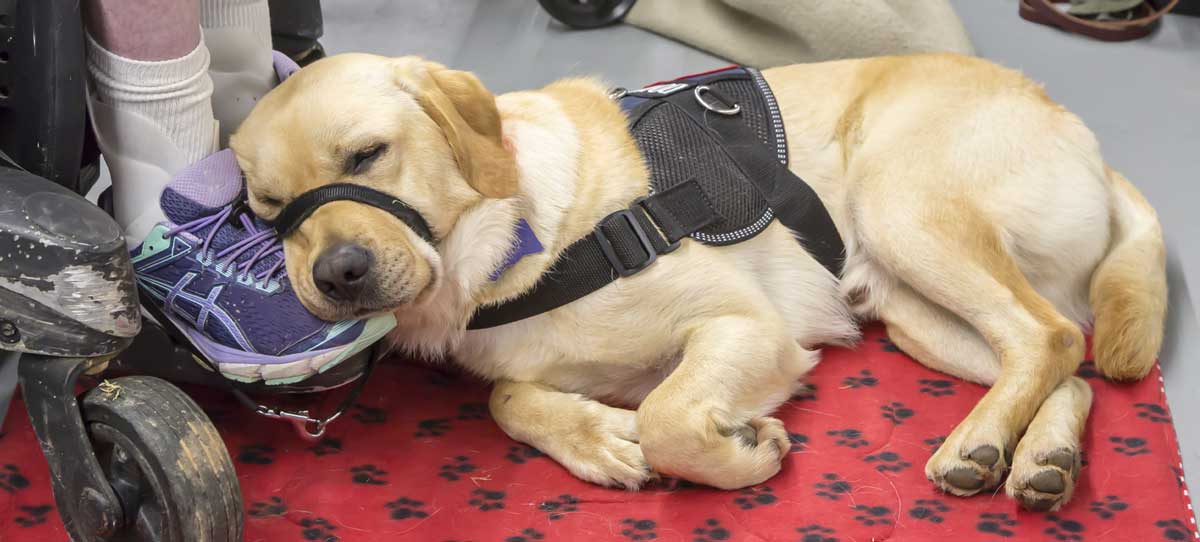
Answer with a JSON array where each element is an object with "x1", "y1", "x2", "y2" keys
[{"x1": 1, "y1": 325, "x2": 1196, "y2": 541}]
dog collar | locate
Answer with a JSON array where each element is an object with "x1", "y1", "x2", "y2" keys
[
  {"x1": 489, "y1": 218, "x2": 543, "y2": 281},
  {"x1": 266, "y1": 183, "x2": 436, "y2": 243}
]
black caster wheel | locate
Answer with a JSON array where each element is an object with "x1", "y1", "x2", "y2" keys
[
  {"x1": 80, "y1": 376, "x2": 242, "y2": 542},
  {"x1": 538, "y1": 0, "x2": 638, "y2": 29}
]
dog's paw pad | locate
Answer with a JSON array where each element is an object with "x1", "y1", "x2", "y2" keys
[
  {"x1": 943, "y1": 467, "x2": 985, "y2": 491},
  {"x1": 1027, "y1": 469, "x2": 1066, "y2": 494},
  {"x1": 967, "y1": 445, "x2": 1000, "y2": 468},
  {"x1": 1041, "y1": 448, "x2": 1080, "y2": 477}
]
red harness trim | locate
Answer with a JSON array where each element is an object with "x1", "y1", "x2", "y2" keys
[{"x1": 643, "y1": 64, "x2": 740, "y2": 87}]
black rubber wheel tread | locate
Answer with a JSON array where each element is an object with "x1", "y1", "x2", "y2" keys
[{"x1": 82, "y1": 376, "x2": 242, "y2": 542}]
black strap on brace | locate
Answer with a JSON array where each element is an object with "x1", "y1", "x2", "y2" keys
[
  {"x1": 267, "y1": 183, "x2": 435, "y2": 242},
  {"x1": 467, "y1": 70, "x2": 844, "y2": 330}
]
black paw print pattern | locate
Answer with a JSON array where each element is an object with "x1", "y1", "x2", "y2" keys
[
  {"x1": 1089, "y1": 495, "x2": 1128, "y2": 519},
  {"x1": 977, "y1": 512, "x2": 1018, "y2": 538},
  {"x1": 827, "y1": 429, "x2": 869, "y2": 448},
  {"x1": 909, "y1": 499, "x2": 950, "y2": 523},
  {"x1": 0, "y1": 464, "x2": 29, "y2": 493},
  {"x1": 456, "y1": 402, "x2": 488, "y2": 421},
  {"x1": 237, "y1": 444, "x2": 275, "y2": 465},
  {"x1": 351, "y1": 403, "x2": 387, "y2": 424},
  {"x1": 248, "y1": 496, "x2": 287, "y2": 518},
  {"x1": 864, "y1": 451, "x2": 911, "y2": 473},
  {"x1": 918, "y1": 379, "x2": 955, "y2": 397},
  {"x1": 814, "y1": 473, "x2": 852, "y2": 500},
  {"x1": 693, "y1": 518, "x2": 731, "y2": 541},
  {"x1": 438, "y1": 455, "x2": 476, "y2": 481},
  {"x1": 789, "y1": 433, "x2": 809, "y2": 453},
  {"x1": 13, "y1": 504, "x2": 52, "y2": 527},
  {"x1": 877, "y1": 337, "x2": 901, "y2": 353},
  {"x1": 350, "y1": 464, "x2": 389, "y2": 485},
  {"x1": 1109, "y1": 436, "x2": 1150, "y2": 456},
  {"x1": 468, "y1": 488, "x2": 506, "y2": 511},
  {"x1": 539, "y1": 494, "x2": 579, "y2": 520},
  {"x1": 924, "y1": 435, "x2": 946, "y2": 453},
  {"x1": 1076, "y1": 360, "x2": 1101, "y2": 380},
  {"x1": 299, "y1": 517, "x2": 339, "y2": 542},
  {"x1": 795, "y1": 383, "x2": 819, "y2": 402},
  {"x1": 841, "y1": 370, "x2": 878, "y2": 388},
  {"x1": 852, "y1": 504, "x2": 892, "y2": 526},
  {"x1": 1156, "y1": 519, "x2": 1193, "y2": 541},
  {"x1": 620, "y1": 518, "x2": 658, "y2": 541},
  {"x1": 880, "y1": 402, "x2": 914, "y2": 425},
  {"x1": 307, "y1": 437, "x2": 342, "y2": 456},
  {"x1": 795, "y1": 524, "x2": 838, "y2": 542},
  {"x1": 733, "y1": 485, "x2": 777, "y2": 509},
  {"x1": 505, "y1": 444, "x2": 546, "y2": 464},
  {"x1": 415, "y1": 418, "x2": 451, "y2": 437},
  {"x1": 385, "y1": 497, "x2": 429, "y2": 520},
  {"x1": 506, "y1": 528, "x2": 546, "y2": 542},
  {"x1": 1134, "y1": 402, "x2": 1172, "y2": 423},
  {"x1": 1043, "y1": 515, "x2": 1085, "y2": 542}
]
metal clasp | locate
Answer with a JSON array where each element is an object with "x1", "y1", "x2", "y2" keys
[
  {"x1": 255, "y1": 406, "x2": 336, "y2": 442},
  {"x1": 693, "y1": 85, "x2": 741, "y2": 116}
]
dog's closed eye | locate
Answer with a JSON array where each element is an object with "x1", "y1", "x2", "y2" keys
[
  {"x1": 258, "y1": 195, "x2": 284, "y2": 208},
  {"x1": 348, "y1": 143, "x2": 388, "y2": 176}
]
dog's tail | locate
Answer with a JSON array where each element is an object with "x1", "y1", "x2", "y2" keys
[{"x1": 1089, "y1": 167, "x2": 1168, "y2": 381}]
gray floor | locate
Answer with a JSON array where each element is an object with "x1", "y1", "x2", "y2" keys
[{"x1": 322, "y1": 0, "x2": 1200, "y2": 514}]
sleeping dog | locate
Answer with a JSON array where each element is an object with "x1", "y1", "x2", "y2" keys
[{"x1": 229, "y1": 52, "x2": 1167, "y2": 511}]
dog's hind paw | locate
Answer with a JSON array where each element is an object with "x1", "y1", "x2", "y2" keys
[{"x1": 1007, "y1": 446, "x2": 1080, "y2": 511}]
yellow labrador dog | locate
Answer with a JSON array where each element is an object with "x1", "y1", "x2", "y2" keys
[{"x1": 230, "y1": 52, "x2": 1167, "y2": 511}]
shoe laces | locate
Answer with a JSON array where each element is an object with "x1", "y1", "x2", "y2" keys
[{"x1": 164, "y1": 203, "x2": 287, "y2": 287}]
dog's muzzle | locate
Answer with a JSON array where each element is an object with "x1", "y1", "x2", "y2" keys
[{"x1": 266, "y1": 183, "x2": 435, "y2": 243}]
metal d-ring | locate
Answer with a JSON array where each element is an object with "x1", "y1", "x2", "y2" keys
[
  {"x1": 694, "y1": 85, "x2": 741, "y2": 116},
  {"x1": 608, "y1": 87, "x2": 628, "y2": 100}
]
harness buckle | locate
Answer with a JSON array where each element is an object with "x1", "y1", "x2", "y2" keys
[{"x1": 594, "y1": 208, "x2": 659, "y2": 277}]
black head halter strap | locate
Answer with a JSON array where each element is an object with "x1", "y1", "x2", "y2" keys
[{"x1": 266, "y1": 183, "x2": 435, "y2": 243}]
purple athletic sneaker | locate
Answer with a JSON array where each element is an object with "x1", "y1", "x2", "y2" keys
[{"x1": 129, "y1": 149, "x2": 395, "y2": 385}]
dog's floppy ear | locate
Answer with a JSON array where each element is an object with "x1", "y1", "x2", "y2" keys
[{"x1": 398, "y1": 58, "x2": 518, "y2": 199}]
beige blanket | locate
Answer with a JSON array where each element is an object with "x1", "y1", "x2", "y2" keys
[{"x1": 625, "y1": 0, "x2": 975, "y2": 68}]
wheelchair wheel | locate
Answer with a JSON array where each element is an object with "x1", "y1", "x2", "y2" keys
[
  {"x1": 538, "y1": 0, "x2": 638, "y2": 29},
  {"x1": 80, "y1": 376, "x2": 242, "y2": 542}
]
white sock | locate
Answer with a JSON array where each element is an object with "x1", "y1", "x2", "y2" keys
[
  {"x1": 86, "y1": 33, "x2": 218, "y2": 244},
  {"x1": 201, "y1": 0, "x2": 276, "y2": 147},
  {"x1": 200, "y1": 0, "x2": 273, "y2": 51},
  {"x1": 86, "y1": 33, "x2": 216, "y2": 165}
]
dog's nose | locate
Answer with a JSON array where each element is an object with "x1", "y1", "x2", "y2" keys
[{"x1": 313, "y1": 243, "x2": 373, "y2": 301}]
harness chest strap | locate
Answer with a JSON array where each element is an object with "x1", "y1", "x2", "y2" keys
[{"x1": 467, "y1": 68, "x2": 845, "y2": 330}]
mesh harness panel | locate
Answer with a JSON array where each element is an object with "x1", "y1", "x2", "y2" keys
[{"x1": 467, "y1": 67, "x2": 846, "y2": 329}]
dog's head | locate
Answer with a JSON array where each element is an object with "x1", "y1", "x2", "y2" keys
[{"x1": 230, "y1": 53, "x2": 516, "y2": 320}]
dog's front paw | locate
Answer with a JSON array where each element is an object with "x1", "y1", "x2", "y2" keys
[
  {"x1": 555, "y1": 404, "x2": 654, "y2": 490},
  {"x1": 925, "y1": 423, "x2": 1009, "y2": 496}
]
